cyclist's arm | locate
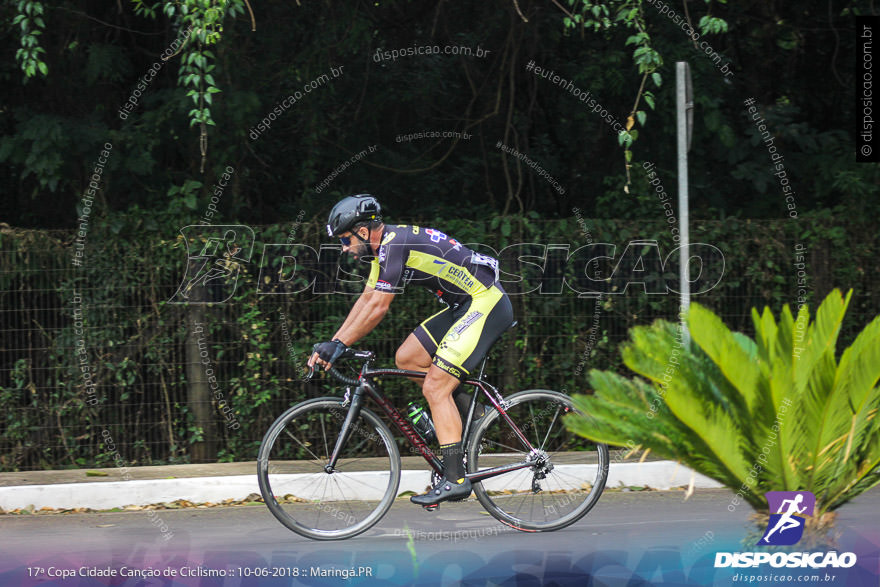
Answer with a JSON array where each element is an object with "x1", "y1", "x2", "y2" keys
[
  {"x1": 332, "y1": 285, "x2": 377, "y2": 341},
  {"x1": 333, "y1": 254, "x2": 397, "y2": 344},
  {"x1": 333, "y1": 288, "x2": 394, "y2": 346},
  {"x1": 307, "y1": 286, "x2": 394, "y2": 368}
]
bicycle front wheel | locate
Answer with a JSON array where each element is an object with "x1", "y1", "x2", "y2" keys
[
  {"x1": 257, "y1": 397, "x2": 401, "y2": 540},
  {"x1": 467, "y1": 389, "x2": 609, "y2": 532}
]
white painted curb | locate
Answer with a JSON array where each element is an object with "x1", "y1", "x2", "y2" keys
[{"x1": 0, "y1": 461, "x2": 722, "y2": 511}]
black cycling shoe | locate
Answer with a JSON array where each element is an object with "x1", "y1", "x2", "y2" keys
[{"x1": 410, "y1": 476, "x2": 472, "y2": 506}]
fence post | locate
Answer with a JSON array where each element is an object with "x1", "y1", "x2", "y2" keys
[{"x1": 186, "y1": 301, "x2": 216, "y2": 462}]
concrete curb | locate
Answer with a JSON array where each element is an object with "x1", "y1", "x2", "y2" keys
[{"x1": 0, "y1": 461, "x2": 722, "y2": 510}]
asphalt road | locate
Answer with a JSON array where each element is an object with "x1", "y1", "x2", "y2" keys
[{"x1": 2, "y1": 488, "x2": 878, "y2": 586}]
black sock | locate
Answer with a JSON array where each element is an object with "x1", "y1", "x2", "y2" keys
[{"x1": 440, "y1": 441, "x2": 465, "y2": 482}]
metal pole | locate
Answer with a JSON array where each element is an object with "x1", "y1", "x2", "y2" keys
[{"x1": 676, "y1": 62, "x2": 692, "y2": 345}]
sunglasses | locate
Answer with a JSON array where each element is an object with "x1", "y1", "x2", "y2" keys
[{"x1": 339, "y1": 230, "x2": 369, "y2": 247}]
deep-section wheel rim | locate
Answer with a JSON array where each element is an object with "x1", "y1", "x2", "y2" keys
[
  {"x1": 468, "y1": 390, "x2": 609, "y2": 532},
  {"x1": 257, "y1": 398, "x2": 401, "y2": 540}
]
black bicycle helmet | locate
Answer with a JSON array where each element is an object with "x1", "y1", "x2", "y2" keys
[{"x1": 325, "y1": 194, "x2": 382, "y2": 237}]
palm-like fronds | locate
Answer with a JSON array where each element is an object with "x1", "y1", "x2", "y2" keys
[{"x1": 565, "y1": 289, "x2": 880, "y2": 515}]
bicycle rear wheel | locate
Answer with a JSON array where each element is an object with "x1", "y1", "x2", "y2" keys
[
  {"x1": 257, "y1": 397, "x2": 400, "y2": 540},
  {"x1": 467, "y1": 389, "x2": 609, "y2": 532}
]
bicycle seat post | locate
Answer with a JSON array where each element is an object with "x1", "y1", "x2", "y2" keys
[{"x1": 476, "y1": 356, "x2": 488, "y2": 380}]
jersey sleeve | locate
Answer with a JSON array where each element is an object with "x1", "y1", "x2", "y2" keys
[
  {"x1": 371, "y1": 231, "x2": 406, "y2": 293},
  {"x1": 365, "y1": 259, "x2": 380, "y2": 289}
]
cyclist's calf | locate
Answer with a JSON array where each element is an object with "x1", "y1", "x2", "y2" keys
[{"x1": 422, "y1": 365, "x2": 463, "y2": 444}]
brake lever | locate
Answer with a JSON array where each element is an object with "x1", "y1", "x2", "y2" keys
[{"x1": 304, "y1": 365, "x2": 316, "y2": 381}]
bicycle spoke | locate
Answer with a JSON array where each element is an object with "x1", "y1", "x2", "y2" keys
[
  {"x1": 319, "y1": 411, "x2": 330, "y2": 463},
  {"x1": 528, "y1": 403, "x2": 541, "y2": 449},
  {"x1": 539, "y1": 405, "x2": 562, "y2": 451},
  {"x1": 282, "y1": 426, "x2": 323, "y2": 463},
  {"x1": 480, "y1": 436, "x2": 528, "y2": 455}
]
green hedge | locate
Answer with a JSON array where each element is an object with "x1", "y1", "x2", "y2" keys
[{"x1": 0, "y1": 211, "x2": 876, "y2": 470}]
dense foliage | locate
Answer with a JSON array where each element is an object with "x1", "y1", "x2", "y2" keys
[
  {"x1": 566, "y1": 290, "x2": 880, "y2": 516},
  {"x1": 1, "y1": 0, "x2": 876, "y2": 230},
  {"x1": 1, "y1": 1, "x2": 877, "y2": 469},
  {"x1": 1, "y1": 213, "x2": 877, "y2": 469}
]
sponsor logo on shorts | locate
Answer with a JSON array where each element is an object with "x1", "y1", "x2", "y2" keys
[
  {"x1": 452, "y1": 311, "x2": 483, "y2": 335},
  {"x1": 434, "y1": 356, "x2": 463, "y2": 378}
]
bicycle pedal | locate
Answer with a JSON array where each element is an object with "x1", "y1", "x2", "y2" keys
[{"x1": 422, "y1": 504, "x2": 439, "y2": 512}]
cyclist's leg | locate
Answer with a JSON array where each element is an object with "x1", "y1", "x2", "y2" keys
[
  {"x1": 395, "y1": 333, "x2": 432, "y2": 384},
  {"x1": 411, "y1": 286, "x2": 514, "y2": 506},
  {"x1": 422, "y1": 365, "x2": 463, "y2": 444},
  {"x1": 411, "y1": 364, "x2": 472, "y2": 506},
  {"x1": 433, "y1": 285, "x2": 515, "y2": 379},
  {"x1": 397, "y1": 306, "x2": 453, "y2": 384},
  {"x1": 442, "y1": 287, "x2": 514, "y2": 417}
]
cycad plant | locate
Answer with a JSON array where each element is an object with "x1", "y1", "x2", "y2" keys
[{"x1": 565, "y1": 289, "x2": 880, "y2": 520}]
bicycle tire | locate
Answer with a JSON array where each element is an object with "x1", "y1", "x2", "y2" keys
[
  {"x1": 467, "y1": 389, "x2": 609, "y2": 532},
  {"x1": 257, "y1": 397, "x2": 401, "y2": 540}
]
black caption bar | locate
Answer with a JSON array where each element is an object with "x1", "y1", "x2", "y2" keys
[{"x1": 857, "y1": 15, "x2": 878, "y2": 162}]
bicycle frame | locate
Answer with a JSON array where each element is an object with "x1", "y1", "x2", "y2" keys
[{"x1": 324, "y1": 359, "x2": 541, "y2": 485}]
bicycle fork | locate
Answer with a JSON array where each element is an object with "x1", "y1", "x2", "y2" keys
[{"x1": 324, "y1": 385, "x2": 368, "y2": 474}]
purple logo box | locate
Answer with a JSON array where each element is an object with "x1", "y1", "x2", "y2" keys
[{"x1": 765, "y1": 491, "x2": 815, "y2": 516}]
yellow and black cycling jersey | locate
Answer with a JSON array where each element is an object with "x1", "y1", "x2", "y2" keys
[
  {"x1": 366, "y1": 224, "x2": 500, "y2": 306},
  {"x1": 364, "y1": 224, "x2": 513, "y2": 380}
]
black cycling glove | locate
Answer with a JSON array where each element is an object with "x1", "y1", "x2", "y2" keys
[{"x1": 314, "y1": 339, "x2": 348, "y2": 366}]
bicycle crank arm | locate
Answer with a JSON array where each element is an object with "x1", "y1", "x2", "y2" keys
[{"x1": 465, "y1": 461, "x2": 535, "y2": 484}]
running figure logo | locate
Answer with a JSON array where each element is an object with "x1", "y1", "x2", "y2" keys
[
  {"x1": 759, "y1": 491, "x2": 815, "y2": 546},
  {"x1": 169, "y1": 225, "x2": 255, "y2": 304}
]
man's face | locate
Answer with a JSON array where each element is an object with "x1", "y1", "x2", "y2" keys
[{"x1": 339, "y1": 225, "x2": 371, "y2": 258}]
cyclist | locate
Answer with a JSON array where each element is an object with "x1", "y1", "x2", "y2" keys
[{"x1": 308, "y1": 194, "x2": 515, "y2": 506}]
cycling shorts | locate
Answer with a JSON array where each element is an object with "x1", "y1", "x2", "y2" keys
[{"x1": 412, "y1": 283, "x2": 514, "y2": 380}]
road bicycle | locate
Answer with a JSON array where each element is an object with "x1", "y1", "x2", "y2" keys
[{"x1": 257, "y1": 344, "x2": 609, "y2": 540}]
